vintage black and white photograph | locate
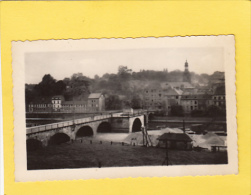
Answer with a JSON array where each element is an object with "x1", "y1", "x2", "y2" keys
[{"x1": 12, "y1": 36, "x2": 237, "y2": 181}]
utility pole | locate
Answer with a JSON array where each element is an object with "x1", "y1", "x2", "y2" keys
[
  {"x1": 183, "y1": 119, "x2": 185, "y2": 133},
  {"x1": 162, "y1": 140, "x2": 169, "y2": 166},
  {"x1": 166, "y1": 141, "x2": 169, "y2": 165},
  {"x1": 141, "y1": 125, "x2": 152, "y2": 147}
]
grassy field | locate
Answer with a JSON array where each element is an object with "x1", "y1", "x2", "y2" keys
[{"x1": 27, "y1": 140, "x2": 228, "y2": 170}]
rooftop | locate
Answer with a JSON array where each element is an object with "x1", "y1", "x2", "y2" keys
[
  {"x1": 214, "y1": 86, "x2": 225, "y2": 95},
  {"x1": 88, "y1": 93, "x2": 103, "y2": 99},
  {"x1": 63, "y1": 101, "x2": 87, "y2": 105},
  {"x1": 161, "y1": 82, "x2": 194, "y2": 89},
  {"x1": 163, "y1": 87, "x2": 183, "y2": 96},
  {"x1": 181, "y1": 94, "x2": 212, "y2": 100},
  {"x1": 158, "y1": 133, "x2": 192, "y2": 142},
  {"x1": 52, "y1": 95, "x2": 65, "y2": 100}
]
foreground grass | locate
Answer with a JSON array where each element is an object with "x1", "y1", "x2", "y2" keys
[{"x1": 27, "y1": 141, "x2": 228, "y2": 170}]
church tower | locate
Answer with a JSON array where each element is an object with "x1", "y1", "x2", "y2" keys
[{"x1": 183, "y1": 60, "x2": 191, "y2": 83}]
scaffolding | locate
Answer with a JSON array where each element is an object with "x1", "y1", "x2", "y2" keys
[{"x1": 141, "y1": 126, "x2": 152, "y2": 147}]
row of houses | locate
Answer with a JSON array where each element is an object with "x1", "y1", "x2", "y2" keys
[
  {"x1": 28, "y1": 93, "x2": 105, "y2": 113},
  {"x1": 143, "y1": 81, "x2": 226, "y2": 114}
]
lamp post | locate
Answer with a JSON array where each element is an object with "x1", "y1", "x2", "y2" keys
[{"x1": 72, "y1": 107, "x2": 76, "y2": 132}]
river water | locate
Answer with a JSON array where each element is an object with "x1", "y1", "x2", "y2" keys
[{"x1": 92, "y1": 133, "x2": 129, "y2": 142}]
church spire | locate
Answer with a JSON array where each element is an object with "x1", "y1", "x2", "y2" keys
[
  {"x1": 183, "y1": 60, "x2": 191, "y2": 83},
  {"x1": 185, "y1": 60, "x2": 188, "y2": 70}
]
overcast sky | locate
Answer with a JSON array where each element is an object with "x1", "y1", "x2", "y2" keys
[{"x1": 25, "y1": 47, "x2": 224, "y2": 84}]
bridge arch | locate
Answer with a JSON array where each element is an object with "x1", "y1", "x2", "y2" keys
[
  {"x1": 26, "y1": 138, "x2": 43, "y2": 151},
  {"x1": 76, "y1": 125, "x2": 94, "y2": 138},
  {"x1": 48, "y1": 133, "x2": 71, "y2": 145},
  {"x1": 97, "y1": 122, "x2": 112, "y2": 133},
  {"x1": 132, "y1": 118, "x2": 142, "y2": 132}
]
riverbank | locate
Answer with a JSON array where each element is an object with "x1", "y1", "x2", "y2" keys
[{"x1": 27, "y1": 140, "x2": 228, "y2": 170}]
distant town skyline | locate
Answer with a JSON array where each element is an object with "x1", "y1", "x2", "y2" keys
[{"x1": 25, "y1": 47, "x2": 224, "y2": 84}]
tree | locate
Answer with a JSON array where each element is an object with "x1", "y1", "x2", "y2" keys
[
  {"x1": 105, "y1": 95, "x2": 122, "y2": 110},
  {"x1": 191, "y1": 110, "x2": 205, "y2": 117},
  {"x1": 118, "y1": 65, "x2": 131, "y2": 81},
  {"x1": 54, "y1": 80, "x2": 66, "y2": 95},
  {"x1": 25, "y1": 85, "x2": 37, "y2": 105},
  {"x1": 35, "y1": 74, "x2": 56, "y2": 96},
  {"x1": 130, "y1": 95, "x2": 142, "y2": 109},
  {"x1": 107, "y1": 74, "x2": 122, "y2": 92},
  {"x1": 205, "y1": 105, "x2": 222, "y2": 117},
  {"x1": 94, "y1": 74, "x2": 100, "y2": 80},
  {"x1": 63, "y1": 78, "x2": 71, "y2": 86},
  {"x1": 170, "y1": 105, "x2": 184, "y2": 116},
  {"x1": 69, "y1": 73, "x2": 91, "y2": 96}
]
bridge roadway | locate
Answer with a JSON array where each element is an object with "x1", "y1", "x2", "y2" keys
[
  {"x1": 26, "y1": 111, "x2": 149, "y2": 148},
  {"x1": 27, "y1": 113, "x2": 115, "y2": 135}
]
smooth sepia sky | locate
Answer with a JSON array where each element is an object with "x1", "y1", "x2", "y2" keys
[{"x1": 25, "y1": 47, "x2": 224, "y2": 84}]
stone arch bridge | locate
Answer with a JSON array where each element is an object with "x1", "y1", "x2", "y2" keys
[{"x1": 26, "y1": 111, "x2": 151, "y2": 149}]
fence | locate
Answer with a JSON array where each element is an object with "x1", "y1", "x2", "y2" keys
[{"x1": 73, "y1": 137, "x2": 133, "y2": 146}]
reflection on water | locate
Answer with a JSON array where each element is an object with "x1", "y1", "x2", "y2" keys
[{"x1": 91, "y1": 133, "x2": 129, "y2": 142}]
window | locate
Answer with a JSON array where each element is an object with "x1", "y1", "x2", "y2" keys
[
  {"x1": 195, "y1": 101, "x2": 197, "y2": 104},
  {"x1": 176, "y1": 96, "x2": 178, "y2": 99},
  {"x1": 146, "y1": 90, "x2": 148, "y2": 93}
]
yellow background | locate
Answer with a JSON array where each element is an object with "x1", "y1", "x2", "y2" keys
[{"x1": 1, "y1": 1, "x2": 250, "y2": 195}]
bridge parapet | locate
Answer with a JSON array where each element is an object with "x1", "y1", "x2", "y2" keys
[
  {"x1": 118, "y1": 110, "x2": 148, "y2": 117},
  {"x1": 27, "y1": 114, "x2": 112, "y2": 135}
]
